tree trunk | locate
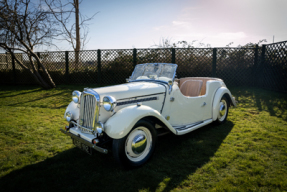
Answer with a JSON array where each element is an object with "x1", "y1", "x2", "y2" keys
[
  {"x1": 12, "y1": 54, "x2": 51, "y2": 89},
  {"x1": 75, "y1": 0, "x2": 80, "y2": 71},
  {"x1": 33, "y1": 53, "x2": 56, "y2": 88},
  {"x1": 10, "y1": 51, "x2": 55, "y2": 89}
]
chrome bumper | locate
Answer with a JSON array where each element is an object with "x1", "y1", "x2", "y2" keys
[{"x1": 60, "y1": 129, "x2": 108, "y2": 154}]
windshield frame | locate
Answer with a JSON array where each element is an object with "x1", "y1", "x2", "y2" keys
[{"x1": 129, "y1": 63, "x2": 178, "y2": 84}]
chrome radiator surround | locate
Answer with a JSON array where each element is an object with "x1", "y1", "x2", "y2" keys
[{"x1": 78, "y1": 89, "x2": 100, "y2": 134}]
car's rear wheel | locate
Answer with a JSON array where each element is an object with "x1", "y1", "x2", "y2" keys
[
  {"x1": 215, "y1": 94, "x2": 229, "y2": 124},
  {"x1": 113, "y1": 120, "x2": 157, "y2": 168}
]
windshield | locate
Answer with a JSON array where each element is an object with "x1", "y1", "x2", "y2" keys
[{"x1": 129, "y1": 63, "x2": 177, "y2": 83}]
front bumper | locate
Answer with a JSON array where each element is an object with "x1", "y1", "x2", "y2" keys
[{"x1": 60, "y1": 128, "x2": 108, "y2": 154}]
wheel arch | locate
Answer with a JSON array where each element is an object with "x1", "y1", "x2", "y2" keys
[
  {"x1": 212, "y1": 87, "x2": 234, "y2": 121},
  {"x1": 104, "y1": 105, "x2": 176, "y2": 139},
  {"x1": 141, "y1": 115, "x2": 166, "y2": 127},
  {"x1": 223, "y1": 93, "x2": 232, "y2": 107}
]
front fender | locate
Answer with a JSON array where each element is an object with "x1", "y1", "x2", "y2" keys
[
  {"x1": 212, "y1": 87, "x2": 236, "y2": 121},
  {"x1": 104, "y1": 105, "x2": 176, "y2": 139},
  {"x1": 64, "y1": 101, "x2": 80, "y2": 121}
]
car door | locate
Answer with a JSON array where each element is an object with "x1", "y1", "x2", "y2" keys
[{"x1": 167, "y1": 87, "x2": 211, "y2": 126}]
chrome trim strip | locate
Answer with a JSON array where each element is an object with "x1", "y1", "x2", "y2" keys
[
  {"x1": 117, "y1": 96, "x2": 159, "y2": 106},
  {"x1": 175, "y1": 119, "x2": 213, "y2": 135},
  {"x1": 173, "y1": 120, "x2": 205, "y2": 130},
  {"x1": 60, "y1": 129, "x2": 108, "y2": 154},
  {"x1": 117, "y1": 92, "x2": 164, "y2": 101}
]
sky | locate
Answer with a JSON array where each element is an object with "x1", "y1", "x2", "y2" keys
[{"x1": 44, "y1": 0, "x2": 287, "y2": 51}]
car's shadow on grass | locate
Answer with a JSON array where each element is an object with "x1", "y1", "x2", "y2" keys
[{"x1": 0, "y1": 121, "x2": 234, "y2": 192}]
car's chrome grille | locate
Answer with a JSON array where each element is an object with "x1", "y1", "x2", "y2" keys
[{"x1": 79, "y1": 91, "x2": 99, "y2": 131}]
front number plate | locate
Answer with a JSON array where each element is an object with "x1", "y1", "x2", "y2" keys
[{"x1": 73, "y1": 139, "x2": 93, "y2": 155}]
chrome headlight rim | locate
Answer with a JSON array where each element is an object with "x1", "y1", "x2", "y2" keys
[
  {"x1": 65, "y1": 111, "x2": 73, "y2": 122},
  {"x1": 72, "y1": 90, "x2": 81, "y2": 104},
  {"x1": 103, "y1": 96, "x2": 117, "y2": 111}
]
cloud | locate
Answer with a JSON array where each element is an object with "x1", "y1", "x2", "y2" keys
[
  {"x1": 216, "y1": 32, "x2": 247, "y2": 39},
  {"x1": 172, "y1": 21, "x2": 188, "y2": 26},
  {"x1": 154, "y1": 25, "x2": 167, "y2": 31},
  {"x1": 151, "y1": 5, "x2": 249, "y2": 47},
  {"x1": 153, "y1": 6, "x2": 199, "y2": 33}
]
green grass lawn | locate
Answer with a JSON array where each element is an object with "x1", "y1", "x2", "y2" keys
[{"x1": 0, "y1": 85, "x2": 287, "y2": 192}]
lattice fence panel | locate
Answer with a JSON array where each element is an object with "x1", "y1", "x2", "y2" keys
[
  {"x1": 175, "y1": 48, "x2": 213, "y2": 78},
  {"x1": 0, "y1": 54, "x2": 8, "y2": 70},
  {"x1": 137, "y1": 49, "x2": 172, "y2": 65},
  {"x1": 216, "y1": 48, "x2": 255, "y2": 86},
  {"x1": 262, "y1": 41, "x2": 287, "y2": 92},
  {"x1": 14, "y1": 53, "x2": 37, "y2": 84},
  {"x1": 38, "y1": 51, "x2": 66, "y2": 84},
  {"x1": 0, "y1": 53, "x2": 13, "y2": 84},
  {"x1": 101, "y1": 49, "x2": 133, "y2": 84},
  {"x1": 0, "y1": 42, "x2": 286, "y2": 92},
  {"x1": 69, "y1": 50, "x2": 98, "y2": 84}
]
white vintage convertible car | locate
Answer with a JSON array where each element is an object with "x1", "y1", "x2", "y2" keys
[{"x1": 61, "y1": 63, "x2": 236, "y2": 167}]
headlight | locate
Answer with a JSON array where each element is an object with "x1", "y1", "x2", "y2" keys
[
  {"x1": 103, "y1": 96, "x2": 117, "y2": 111},
  {"x1": 65, "y1": 111, "x2": 73, "y2": 122},
  {"x1": 72, "y1": 91, "x2": 81, "y2": 103}
]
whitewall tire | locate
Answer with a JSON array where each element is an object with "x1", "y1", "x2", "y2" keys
[
  {"x1": 112, "y1": 120, "x2": 157, "y2": 168},
  {"x1": 215, "y1": 94, "x2": 229, "y2": 124}
]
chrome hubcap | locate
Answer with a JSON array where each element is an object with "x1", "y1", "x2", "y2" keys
[
  {"x1": 125, "y1": 127, "x2": 152, "y2": 162},
  {"x1": 132, "y1": 134, "x2": 147, "y2": 154},
  {"x1": 218, "y1": 100, "x2": 227, "y2": 121}
]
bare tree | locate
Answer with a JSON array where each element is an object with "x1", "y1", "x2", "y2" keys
[
  {"x1": 44, "y1": 0, "x2": 97, "y2": 70},
  {"x1": 0, "y1": 0, "x2": 57, "y2": 89}
]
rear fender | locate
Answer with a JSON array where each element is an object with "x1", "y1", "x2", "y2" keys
[
  {"x1": 104, "y1": 105, "x2": 176, "y2": 139},
  {"x1": 212, "y1": 87, "x2": 236, "y2": 121}
]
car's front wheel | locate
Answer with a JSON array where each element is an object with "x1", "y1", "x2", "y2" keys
[
  {"x1": 215, "y1": 94, "x2": 230, "y2": 124},
  {"x1": 112, "y1": 120, "x2": 157, "y2": 168}
]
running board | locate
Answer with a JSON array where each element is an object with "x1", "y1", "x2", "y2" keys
[{"x1": 174, "y1": 119, "x2": 213, "y2": 135}]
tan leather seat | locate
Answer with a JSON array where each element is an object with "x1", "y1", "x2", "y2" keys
[
  {"x1": 179, "y1": 77, "x2": 223, "y2": 96},
  {"x1": 180, "y1": 80, "x2": 203, "y2": 97}
]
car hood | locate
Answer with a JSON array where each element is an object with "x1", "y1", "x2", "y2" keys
[{"x1": 92, "y1": 81, "x2": 166, "y2": 101}]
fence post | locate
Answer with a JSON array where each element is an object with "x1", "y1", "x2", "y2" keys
[
  {"x1": 261, "y1": 45, "x2": 266, "y2": 64},
  {"x1": 65, "y1": 51, "x2": 69, "y2": 83},
  {"x1": 11, "y1": 53, "x2": 16, "y2": 84},
  {"x1": 212, "y1": 48, "x2": 217, "y2": 77},
  {"x1": 171, "y1": 48, "x2": 175, "y2": 64},
  {"x1": 252, "y1": 45, "x2": 259, "y2": 86},
  {"x1": 259, "y1": 45, "x2": 266, "y2": 88},
  {"x1": 97, "y1": 49, "x2": 101, "y2": 85},
  {"x1": 133, "y1": 48, "x2": 137, "y2": 68}
]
